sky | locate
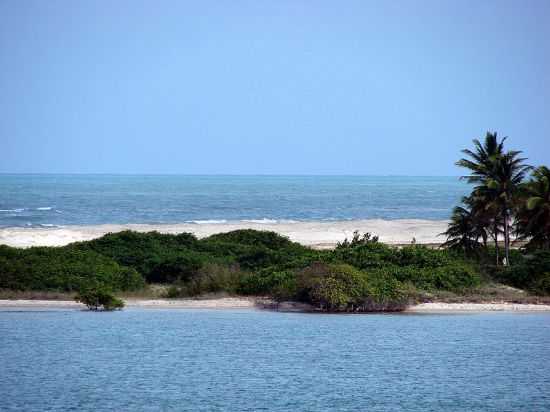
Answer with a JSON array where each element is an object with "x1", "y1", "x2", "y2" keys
[{"x1": 1, "y1": 0, "x2": 549, "y2": 175}]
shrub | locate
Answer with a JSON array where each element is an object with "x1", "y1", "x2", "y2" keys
[
  {"x1": 203, "y1": 229, "x2": 295, "y2": 250},
  {"x1": 331, "y1": 242, "x2": 397, "y2": 269},
  {"x1": 380, "y1": 263, "x2": 480, "y2": 292},
  {"x1": 336, "y1": 231, "x2": 379, "y2": 249},
  {"x1": 395, "y1": 245, "x2": 452, "y2": 268},
  {"x1": 162, "y1": 263, "x2": 245, "y2": 297},
  {"x1": 493, "y1": 251, "x2": 550, "y2": 295},
  {"x1": 147, "y1": 253, "x2": 205, "y2": 283},
  {"x1": 330, "y1": 241, "x2": 481, "y2": 293},
  {"x1": 296, "y1": 262, "x2": 409, "y2": 312},
  {"x1": 239, "y1": 269, "x2": 296, "y2": 296},
  {"x1": 0, "y1": 245, "x2": 145, "y2": 292},
  {"x1": 200, "y1": 230, "x2": 313, "y2": 271},
  {"x1": 75, "y1": 285, "x2": 125, "y2": 311},
  {"x1": 0, "y1": 229, "x2": 488, "y2": 305},
  {"x1": 76, "y1": 230, "x2": 206, "y2": 282}
]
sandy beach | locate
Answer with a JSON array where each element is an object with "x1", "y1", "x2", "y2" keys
[
  {"x1": 405, "y1": 302, "x2": 550, "y2": 312},
  {"x1": 2, "y1": 298, "x2": 550, "y2": 312},
  {"x1": 0, "y1": 297, "x2": 258, "y2": 310},
  {"x1": 0, "y1": 219, "x2": 448, "y2": 248}
]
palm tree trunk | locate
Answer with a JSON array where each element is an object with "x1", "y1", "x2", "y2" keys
[
  {"x1": 504, "y1": 209, "x2": 510, "y2": 266},
  {"x1": 494, "y1": 223, "x2": 499, "y2": 266}
]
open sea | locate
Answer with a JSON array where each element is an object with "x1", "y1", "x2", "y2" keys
[
  {"x1": 1, "y1": 308, "x2": 549, "y2": 411},
  {"x1": 0, "y1": 174, "x2": 468, "y2": 227}
]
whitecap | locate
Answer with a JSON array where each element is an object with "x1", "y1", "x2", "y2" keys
[
  {"x1": 185, "y1": 219, "x2": 228, "y2": 224},
  {"x1": 36, "y1": 207, "x2": 53, "y2": 211},
  {"x1": 241, "y1": 219, "x2": 279, "y2": 224}
]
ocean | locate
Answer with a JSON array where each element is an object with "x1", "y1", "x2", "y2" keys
[
  {"x1": 0, "y1": 175, "x2": 469, "y2": 247},
  {"x1": 1, "y1": 309, "x2": 549, "y2": 411}
]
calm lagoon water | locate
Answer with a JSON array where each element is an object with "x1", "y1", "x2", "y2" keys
[{"x1": 1, "y1": 309, "x2": 549, "y2": 411}]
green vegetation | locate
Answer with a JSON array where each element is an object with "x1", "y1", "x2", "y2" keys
[
  {"x1": 0, "y1": 131, "x2": 548, "y2": 311},
  {"x1": 75, "y1": 285, "x2": 125, "y2": 311},
  {"x1": 515, "y1": 166, "x2": 550, "y2": 250},
  {"x1": 453, "y1": 132, "x2": 529, "y2": 263},
  {"x1": 439, "y1": 131, "x2": 550, "y2": 294},
  {"x1": 0, "y1": 228, "x2": 487, "y2": 312},
  {"x1": 0, "y1": 244, "x2": 144, "y2": 292},
  {"x1": 488, "y1": 251, "x2": 550, "y2": 296}
]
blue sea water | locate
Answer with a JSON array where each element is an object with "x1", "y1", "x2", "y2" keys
[
  {"x1": 0, "y1": 175, "x2": 469, "y2": 227},
  {"x1": 1, "y1": 309, "x2": 549, "y2": 411}
]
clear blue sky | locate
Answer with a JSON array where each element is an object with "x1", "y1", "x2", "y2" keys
[{"x1": 1, "y1": 0, "x2": 549, "y2": 175}]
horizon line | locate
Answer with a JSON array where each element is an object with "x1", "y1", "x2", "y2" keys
[{"x1": 0, "y1": 172, "x2": 464, "y2": 177}]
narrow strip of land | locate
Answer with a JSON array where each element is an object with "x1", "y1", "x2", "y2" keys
[
  {"x1": 405, "y1": 302, "x2": 550, "y2": 312},
  {"x1": 2, "y1": 298, "x2": 550, "y2": 312},
  {"x1": 0, "y1": 298, "x2": 257, "y2": 310}
]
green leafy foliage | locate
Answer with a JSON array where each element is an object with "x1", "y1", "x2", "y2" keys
[
  {"x1": 200, "y1": 229, "x2": 314, "y2": 271},
  {"x1": 75, "y1": 285, "x2": 125, "y2": 311},
  {"x1": 453, "y1": 132, "x2": 533, "y2": 264},
  {"x1": 336, "y1": 231, "x2": 379, "y2": 249},
  {"x1": 7, "y1": 227, "x2": 544, "y2": 310},
  {"x1": 331, "y1": 243, "x2": 480, "y2": 292},
  {"x1": 296, "y1": 263, "x2": 408, "y2": 311},
  {"x1": 0, "y1": 245, "x2": 144, "y2": 292},
  {"x1": 75, "y1": 230, "x2": 207, "y2": 283},
  {"x1": 239, "y1": 268, "x2": 296, "y2": 296},
  {"x1": 515, "y1": 166, "x2": 550, "y2": 250},
  {"x1": 164, "y1": 263, "x2": 244, "y2": 297},
  {"x1": 492, "y1": 251, "x2": 550, "y2": 295}
]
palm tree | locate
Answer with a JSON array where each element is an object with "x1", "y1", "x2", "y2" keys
[
  {"x1": 456, "y1": 132, "x2": 505, "y2": 263},
  {"x1": 456, "y1": 132, "x2": 506, "y2": 185},
  {"x1": 488, "y1": 151, "x2": 532, "y2": 264},
  {"x1": 515, "y1": 166, "x2": 550, "y2": 250},
  {"x1": 456, "y1": 132, "x2": 531, "y2": 265},
  {"x1": 460, "y1": 184, "x2": 503, "y2": 264},
  {"x1": 440, "y1": 196, "x2": 486, "y2": 255}
]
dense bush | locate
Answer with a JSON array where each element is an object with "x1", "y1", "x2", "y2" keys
[
  {"x1": 394, "y1": 246, "x2": 453, "y2": 268},
  {"x1": 331, "y1": 242, "x2": 397, "y2": 269},
  {"x1": 165, "y1": 263, "x2": 244, "y2": 297},
  {"x1": 492, "y1": 251, "x2": 550, "y2": 295},
  {"x1": 4, "y1": 228, "x2": 539, "y2": 310},
  {"x1": 75, "y1": 231, "x2": 209, "y2": 283},
  {"x1": 75, "y1": 285, "x2": 125, "y2": 310},
  {"x1": 200, "y1": 229, "x2": 314, "y2": 271},
  {"x1": 0, "y1": 245, "x2": 144, "y2": 292},
  {"x1": 203, "y1": 229, "x2": 296, "y2": 250},
  {"x1": 331, "y1": 243, "x2": 480, "y2": 292},
  {"x1": 239, "y1": 268, "x2": 296, "y2": 296},
  {"x1": 296, "y1": 263, "x2": 408, "y2": 311},
  {"x1": 377, "y1": 263, "x2": 480, "y2": 292},
  {"x1": 146, "y1": 253, "x2": 205, "y2": 283},
  {"x1": 336, "y1": 231, "x2": 379, "y2": 249}
]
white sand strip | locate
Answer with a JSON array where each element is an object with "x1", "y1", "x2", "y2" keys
[
  {"x1": 0, "y1": 298, "x2": 258, "y2": 310},
  {"x1": 2, "y1": 299, "x2": 550, "y2": 312},
  {"x1": 407, "y1": 302, "x2": 550, "y2": 312},
  {"x1": 126, "y1": 297, "x2": 257, "y2": 309},
  {"x1": 0, "y1": 219, "x2": 448, "y2": 248},
  {"x1": 0, "y1": 299, "x2": 82, "y2": 308}
]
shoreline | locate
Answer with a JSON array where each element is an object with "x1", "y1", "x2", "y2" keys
[
  {"x1": 2, "y1": 298, "x2": 550, "y2": 313},
  {"x1": 0, "y1": 219, "x2": 448, "y2": 248}
]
